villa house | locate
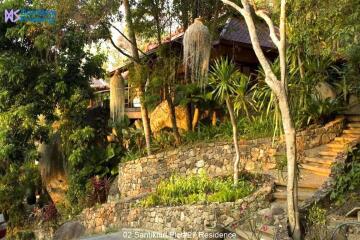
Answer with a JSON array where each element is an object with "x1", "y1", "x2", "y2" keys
[{"x1": 92, "y1": 17, "x2": 278, "y2": 120}]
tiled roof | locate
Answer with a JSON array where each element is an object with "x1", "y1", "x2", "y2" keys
[
  {"x1": 220, "y1": 18, "x2": 277, "y2": 49},
  {"x1": 110, "y1": 17, "x2": 277, "y2": 74},
  {"x1": 90, "y1": 78, "x2": 109, "y2": 90}
]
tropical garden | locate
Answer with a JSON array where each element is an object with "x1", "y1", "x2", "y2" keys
[{"x1": 0, "y1": 0, "x2": 360, "y2": 239}]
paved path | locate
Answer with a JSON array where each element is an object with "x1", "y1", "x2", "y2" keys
[{"x1": 81, "y1": 229, "x2": 173, "y2": 240}]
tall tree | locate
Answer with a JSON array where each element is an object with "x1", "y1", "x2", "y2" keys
[
  {"x1": 0, "y1": 0, "x2": 116, "y2": 225},
  {"x1": 132, "y1": 0, "x2": 182, "y2": 144},
  {"x1": 123, "y1": 0, "x2": 152, "y2": 155},
  {"x1": 221, "y1": 0, "x2": 301, "y2": 239}
]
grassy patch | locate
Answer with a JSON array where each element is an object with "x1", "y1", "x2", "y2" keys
[
  {"x1": 139, "y1": 172, "x2": 256, "y2": 207},
  {"x1": 120, "y1": 116, "x2": 277, "y2": 163}
]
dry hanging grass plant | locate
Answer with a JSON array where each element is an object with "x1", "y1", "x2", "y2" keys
[
  {"x1": 183, "y1": 18, "x2": 212, "y2": 88},
  {"x1": 110, "y1": 70, "x2": 125, "y2": 123}
]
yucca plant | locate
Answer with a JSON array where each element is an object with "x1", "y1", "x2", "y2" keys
[
  {"x1": 234, "y1": 74, "x2": 256, "y2": 118},
  {"x1": 209, "y1": 58, "x2": 243, "y2": 185}
]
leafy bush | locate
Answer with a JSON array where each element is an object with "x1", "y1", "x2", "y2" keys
[
  {"x1": 300, "y1": 95, "x2": 341, "y2": 125},
  {"x1": 7, "y1": 230, "x2": 35, "y2": 240},
  {"x1": 330, "y1": 146, "x2": 360, "y2": 204},
  {"x1": 64, "y1": 126, "x2": 123, "y2": 214},
  {"x1": 42, "y1": 202, "x2": 58, "y2": 222},
  {"x1": 0, "y1": 161, "x2": 41, "y2": 227},
  {"x1": 86, "y1": 176, "x2": 111, "y2": 205},
  {"x1": 139, "y1": 172, "x2": 255, "y2": 207},
  {"x1": 305, "y1": 204, "x2": 328, "y2": 240}
]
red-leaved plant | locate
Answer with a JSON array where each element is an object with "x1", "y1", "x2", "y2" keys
[
  {"x1": 88, "y1": 176, "x2": 111, "y2": 205},
  {"x1": 42, "y1": 202, "x2": 58, "y2": 222}
]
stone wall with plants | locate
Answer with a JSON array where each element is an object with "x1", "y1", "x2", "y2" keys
[
  {"x1": 118, "y1": 117, "x2": 344, "y2": 199},
  {"x1": 77, "y1": 181, "x2": 273, "y2": 238}
]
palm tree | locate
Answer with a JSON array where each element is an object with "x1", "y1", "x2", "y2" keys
[{"x1": 210, "y1": 58, "x2": 244, "y2": 185}]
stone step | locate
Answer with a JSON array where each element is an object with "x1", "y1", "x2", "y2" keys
[
  {"x1": 235, "y1": 229, "x2": 273, "y2": 240},
  {"x1": 347, "y1": 123, "x2": 360, "y2": 128},
  {"x1": 275, "y1": 179, "x2": 322, "y2": 189},
  {"x1": 340, "y1": 134, "x2": 360, "y2": 140},
  {"x1": 326, "y1": 143, "x2": 348, "y2": 150},
  {"x1": 273, "y1": 189, "x2": 314, "y2": 201},
  {"x1": 333, "y1": 136, "x2": 358, "y2": 143},
  {"x1": 300, "y1": 164, "x2": 331, "y2": 176},
  {"x1": 318, "y1": 150, "x2": 339, "y2": 157},
  {"x1": 343, "y1": 129, "x2": 360, "y2": 135},
  {"x1": 302, "y1": 157, "x2": 333, "y2": 166},
  {"x1": 346, "y1": 115, "x2": 360, "y2": 122}
]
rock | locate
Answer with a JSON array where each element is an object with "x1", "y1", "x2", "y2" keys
[
  {"x1": 53, "y1": 221, "x2": 85, "y2": 240},
  {"x1": 37, "y1": 132, "x2": 68, "y2": 205},
  {"x1": 150, "y1": 100, "x2": 190, "y2": 133},
  {"x1": 196, "y1": 160, "x2": 205, "y2": 168},
  {"x1": 315, "y1": 81, "x2": 337, "y2": 100},
  {"x1": 107, "y1": 176, "x2": 120, "y2": 203},
  {"x1": 270, "y1": 204, "x2": 285, "y2": 216}
]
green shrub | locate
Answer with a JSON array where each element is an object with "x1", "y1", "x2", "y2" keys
[
  {"x1": 7, "y1": 230, "x2": 36, "y2": 240},
  {"x1": 330, "y1": 146, "x2": 360, "y2": 204},
  {"x1": 64, "y1": 126, "x2": 123, "y2": 214},
  {"x1": 139, "y1": 171, "x2": 255, "y2": 207},
  {"x1": 300, "y1": 95, "x2": 342, "y2": 125},
  {"x1": 305, "y1": 204, "x2": 329, "y2": 240}
]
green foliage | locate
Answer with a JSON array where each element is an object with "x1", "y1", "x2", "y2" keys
[
  {"x1": 305, "y1": 204, "x2": 328, "y2": 240},
  {"x1": 330, "y1": 146, "x2": 360, "y2": 204},
  {"x1": 252, "y1": 79, "x2": 283, "y2": 138},
  {"x1": 0, "y1": 0, "x2": 117, "y2": 227},
  {"x1": 288, "y1": 0, "x2": 360, "y2": 58},
  {"x1": 182, "y1": 121, "x2": 233, "y2": 143},
  {"x1": 307, "y1": 205, "x2": 327, "y2": 226},
  {"x1": 64, "y1": 126, "x2": 122, "y2": 214},
  {"x1": 139, "y1": 171, "x2": 255, "y2": 207},
  {"x1": 300, "y1": 96, "x2": 341, "y2": 125},
  {"x1": 209, "y1": 58, "x2": 240, "y2": 103},
  {"x1": 7, "y1": 230, "x2": 36, "y2": 240},
  {"x1": 0, "y1": 161, "x2": 41, "y2": 227}
]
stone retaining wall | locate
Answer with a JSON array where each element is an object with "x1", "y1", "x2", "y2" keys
[
  {"x1": 118, "y1": 117, "x2": 345, "y2": 199},
  {"x1": 78, "y1": 181, "x2": 273, "y2": 238}
]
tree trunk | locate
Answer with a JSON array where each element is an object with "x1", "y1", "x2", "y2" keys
[
  {"x1": 277, "y1": 92, "x2": 301, "y2": 240},
  {"x1": 123, "y1": 0, "x2": 152, "y2": 155},
  {"x1": 226, "y1": 99, "x2": 240, "y2": 185},
  {"x1": 139, "y1": 90, "x2": 152, "y2": 156},
  {"x1": 166, "y1": 95, "x2": 182, "y2": 145},
  {"x1": 192, "y1": 107, "x2": 200, "y2": 130},
  {"x1": 220, "y1": 1, "x2": 301, "y2": 239}
]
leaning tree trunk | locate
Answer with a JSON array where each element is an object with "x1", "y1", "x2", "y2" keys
[
  {"x1": 139, "y1": 89, "x2": 152, "y2": 155},
  {"x1": 278, "y1": 92, "x2": 301, "y2": 240},
  {"x1": 123, "y1": 0, "x2": 152, "y2": 155},
  {"x1": 166, "y1": 94, "x2": 182, "y2": 145},
  {"x1": 225, "y1": 98, "x2": 240, "y2": 185}
]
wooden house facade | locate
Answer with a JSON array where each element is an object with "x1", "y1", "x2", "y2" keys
[{"x1": 92, "y1": 18, "x2": 278, "y2": 120}]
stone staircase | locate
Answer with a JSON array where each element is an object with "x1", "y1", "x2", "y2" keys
[
  {"x1": 233, "y1": 115, "x2": 360, "y2": 240},
  {"x1": 272, "y1": 115, "x2": 360, "y2": 205}
]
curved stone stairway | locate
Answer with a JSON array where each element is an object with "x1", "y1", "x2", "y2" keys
[
  {"x1": 272, "y1": 115, "x2": 360, "y2": 204},
  {"x1": 238, "y1": 115, "x2": 360, "y2": 240}
]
